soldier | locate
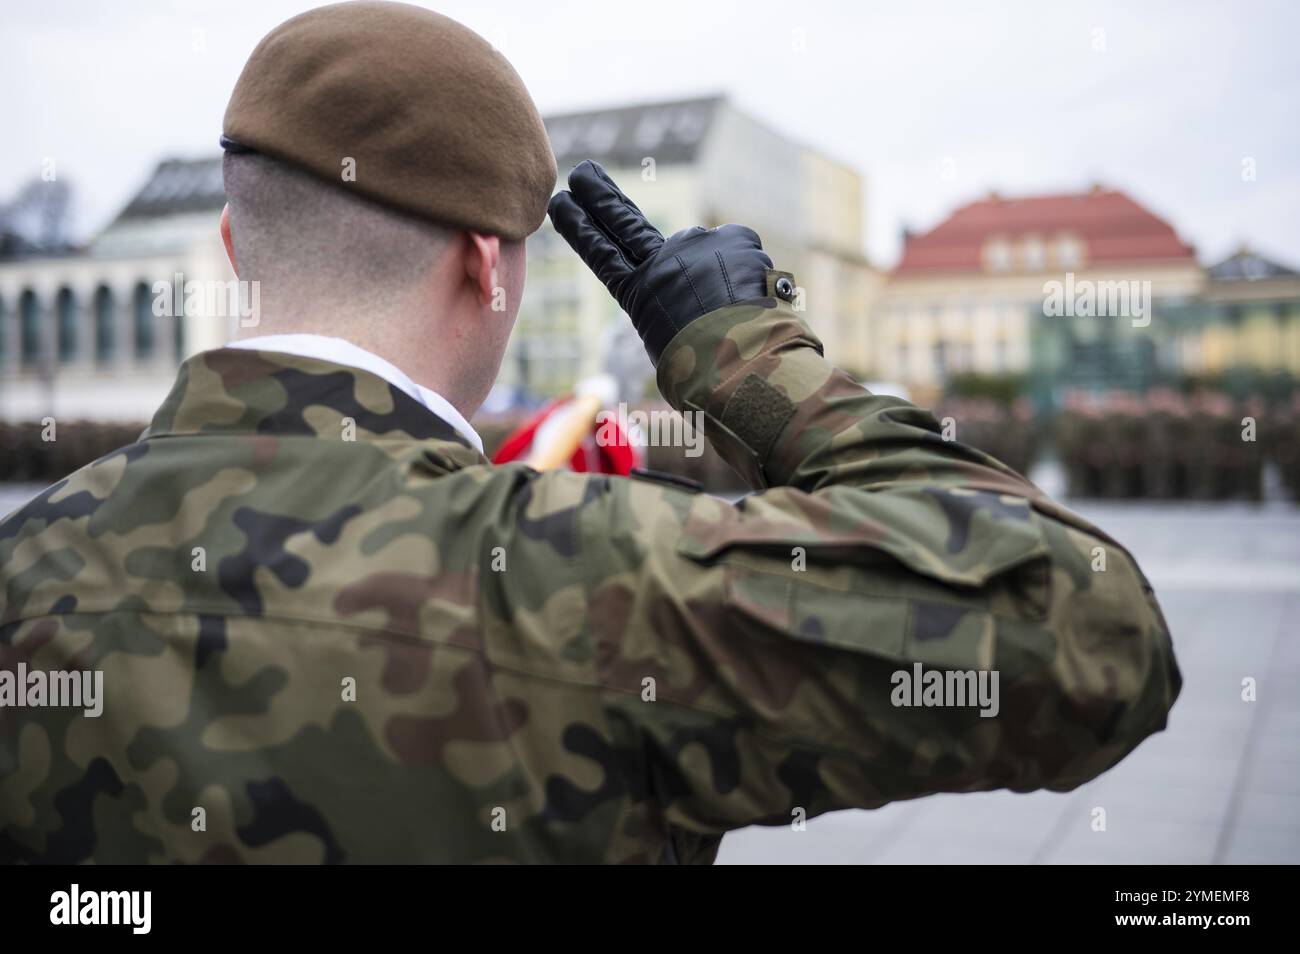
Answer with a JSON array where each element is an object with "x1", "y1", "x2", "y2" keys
[
  {"x1": 0, "y1": 2, "x2": 1180, "y2": 864},
  {"x1": 1143, "y1": 388, "x2": 1181, "y2": 501}
]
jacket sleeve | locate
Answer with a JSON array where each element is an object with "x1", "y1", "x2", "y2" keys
[{"x1": 569, "y1": 276, "x2": 1182, "y2": 834}]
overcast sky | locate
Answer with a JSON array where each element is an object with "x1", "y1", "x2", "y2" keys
[{"x1": 4, "y1": 0, "x2": 1297, "y2": 268}]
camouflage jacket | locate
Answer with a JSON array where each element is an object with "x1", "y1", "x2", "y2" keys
[{"x1": 0, "y1": 275, "x2": 1180, "y2": 863}]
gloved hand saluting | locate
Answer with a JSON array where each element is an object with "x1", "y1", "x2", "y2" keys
[{"x1": 548, "y1": 160, "x2": 781, "y2": 363}]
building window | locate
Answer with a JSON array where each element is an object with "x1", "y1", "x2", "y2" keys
[
  {"x1": 1022, "y1": 235, "x2": 1046, "y2": 271},
  {"x1": 133, "y1": 281, "x2": 154, "y2": 360},
  {"x1": 172, "y1": 271, "x2": 186, "y2": 363},
  {"x1": 1056, "y1": 234, "x2": 1083, "y2": 268},
  {"x1": 985, "y1": 238, "x2": 1011, "y2": 272},
  {"x1": 94, "y1": 285, "x2": 115, "y2": 363},
  {"x1": 19, "y1": 289, "x2": 40, "y2": 367},
  {"x1": 56, "y1": 287, "x2": 77, "y2": 362}
]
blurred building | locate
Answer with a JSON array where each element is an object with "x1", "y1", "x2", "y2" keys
[
  {"x1": 1170, "y1": 246, "x2": 1300, "y2": 382},
  {"x1": 0, "y1": 158, "x2": 233, "y2": 421},
  {"x1": 511, "y1": 95, "x2": 879, "y2": 402},
  {"x1": 0, "y1": 95, "x2": 877, "y2": 423},
  {"x1": 873, "y1": 185, "x2": 1204, "y2": 408}
]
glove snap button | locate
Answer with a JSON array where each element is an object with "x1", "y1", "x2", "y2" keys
[{"x1": 774, "y1": 276, "x2": 795, "y2": 301}]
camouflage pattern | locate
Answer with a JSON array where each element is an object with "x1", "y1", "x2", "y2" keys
[{"x1": 1, "y1": 278, "x2": 1181, "y2": 863}]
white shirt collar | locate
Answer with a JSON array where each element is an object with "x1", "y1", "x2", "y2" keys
[{"x1": 226, "y1": 333, "x2": 483, "y2": 453}]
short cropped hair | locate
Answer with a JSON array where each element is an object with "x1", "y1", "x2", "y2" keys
[{"x1": 222, "y1": 152, "x2": 451, "y2": 309}]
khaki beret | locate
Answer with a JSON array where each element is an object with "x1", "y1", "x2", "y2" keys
[{"x1": 222, "y1": 1, "x2": 557, "y2": 239}]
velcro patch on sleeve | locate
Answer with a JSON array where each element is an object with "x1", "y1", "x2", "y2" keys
[{"x1": 720, "y1": 373, "x2": 797, "y2": 461}]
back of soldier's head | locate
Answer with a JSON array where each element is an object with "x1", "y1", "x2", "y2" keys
[{"x1": 222, "y1": 151, "x2": 451, "y2": 313}]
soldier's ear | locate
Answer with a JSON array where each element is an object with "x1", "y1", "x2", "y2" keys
[
  {"x1": 220, "y1": 204, "x2": 237, "y2": 274},
  {"x1": 465, "y1": 231, "x2": 500, "y2": 307}
]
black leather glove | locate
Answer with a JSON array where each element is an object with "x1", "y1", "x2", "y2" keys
[{"x1": 548, "y1": 159, "x2": 778, "y2": 363}]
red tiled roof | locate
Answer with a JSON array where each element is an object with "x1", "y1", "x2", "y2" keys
[{"x1": 893, "y1": 187, "x2": 1196, "y2": 275}]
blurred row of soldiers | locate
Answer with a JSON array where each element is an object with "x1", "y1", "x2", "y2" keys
[
  {"x1": 0, "y1": 421, "x2": 143, "y2": 483},
  {"x1": 1056, "y1": 389, "x2": 1300, "y2": 502},
  {"x1": 3, "y1": 392, "x2": 1299, "y2": 501}
]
